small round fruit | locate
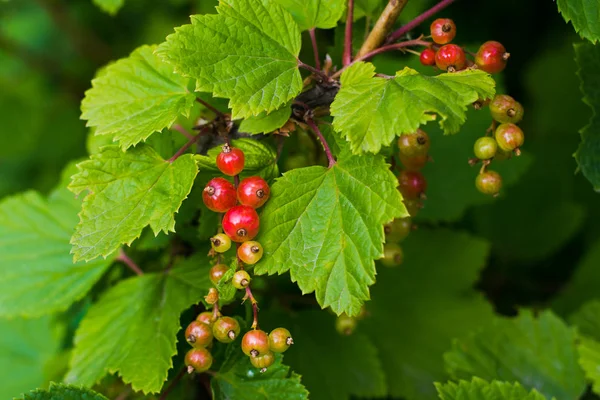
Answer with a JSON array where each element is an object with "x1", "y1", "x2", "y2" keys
[
  {"x1": 399, "y1": 154, "x2": 428, "y2": 171},
  {"x1": 476, "y1": 170, "x2": 502, "y2": 195},
  {"x1": 250, "y1": 351, "x2": 275, "y2": 372},
  {"x1": 196, "y1": 312, "x2": 215, "y2": 326},
  {"x1": 216, "y1": 144, "x2": 245, "y2": 176},
  {"x1": 242, "y1": 329, "x2": 270, "y2": 357},
  {"x1": 473, "y1": 137, "x2": 498, "y2": 160},
  {"x1": 475, "y1": 41, "x2": 509, "y2": 74},
  {"x1": 430, "y1": 18, "x2": 456, "y2": 44},
  {"x1": 335, "y1": 314, "x2": 357, "y2": 335},
  {"x1": 209, "y1": 264, "x2": 229, "y2": 284},
  {"x1": 384, "y1": 217, "x2": 412, "y2": 243},
  {"x1": 222, "y1": 205, "x2": 260, "y2": 242},
  {"x1": 210, "y1": 233, "x2": 232, "y2": 253},
  {"x1": 202, "y1": 178, "x2": 237, "y2": 213},
  {"x1": 397, "y1": 129, "x2": 430, "y2": 157},
  {"x1": 420, "y1": 48, "x2": 436, "y2": 66},
  {"x1": 237, "y1": 177, "x2": 270, "y2": 209},
  {"x1": 403, "y1": 199, "x2": 423, "y2": 217},
  {"x1": 489, "y1": 94, "x2": 524, "y2": 124},
  {"x1": 237, "y1": 241, "x2": 263, "y2": 265},
  {"x1": 185, "y1": 320, "x2": 213, "y2": 348},
  {"x1": 269, "y1": 328, "x2": 293, "y2": 353},
  {"x1": 213, "y1": 317, "x2": 241, "y2": 343},
  {"x1": 435, "y1": 44, "x2": 466, "y2": 72},
  {"x1": 398, "y1": 170, "x2": 427, "y2": 199},
  {"x1": 232, "y1": 270, "x2": 251, "y2": 289},
  {"x1": 185, "y1": 348, "x2": 212, "y2": 374},
  {"x1": 381, "y1": 243, "x2": 403, "y2": 267},
  {"x1": 495, "y1": 123, "x2": 524, "y2": 152}
]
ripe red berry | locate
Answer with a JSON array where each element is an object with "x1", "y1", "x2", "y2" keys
[
  {"x1": 398, "y1": 170, "x2": 427, "y2": 199},
  {"x1": 185, "y1": 348, "x2": 212, "y2": 374},
  {"x1": 202, "y1": 178, "x2": 237, "y2": 213},
  {"x1": 196, "y1": 312, "x2": 214, "y2": 326},
  {"x1": 232, "y1": 270, "x2": 251, "y2": 289},
  {"x1": 430, "y1": 18, "x2": 456, "y2": 44},
  {"x1": 475, "y1": 41, "x2": 509, "y2": 74},
  {"x1": 222, "y1": 205, "x2": 260, "y2": 242},
  {"x1": 384, "y1": 217, "x2": 412, "y2": 243},
  {"x1": 476, "y1": 170, "x2": 502, "y2": 196},
  {"x1": 495, "y1": 123, "x2": 524, "y2": 154},
  {"x1": 420, "y1": 48, "x2": 436, "y2": 66},
  {"x1": 399, "y1": 154, "x2": 429, "y2": 171},
  {"x1": 209, "y1": 264, "x2": 229, "y2": 284},
  {"x1": 269, "y1": 327, "x2": 293, "y2": 353},
  {"x1": 250, "y1": 351, "x2": 275, "y2": 372},
  {"x1": 381, "y1": 243, "x2": 403, "y2": 267},
  {"x1": 397, "y1": 129, "x2": 430, "y2": 157},
  {"x1": 237, "y1": 176, "x2": 270, "y2": 209},
  {"x1": 435, "y1": 44, "x2": 466, "y2": 72},
  {"x1": 242, "y1": 329, "x2": 270, "y2": 357},
  {"x1": 210, "y1": 233, "x2": 231, "y2": 253},
  {"x1": 185, "y1": 320, "x2": 213, "y2": 348},
  {"x1": 213, "y1": 316, "x2": 241, "y2": 343},
  {"x1": 216, "y1": 144, "x2": 245, "y2": 176},
  {"x1": 489, "y1": 94, "x2": 524, "y2": 124},
  {"x1": 237, "y1": 241, "x2": 263, "y2": 265},
  {"x1": 473, "y1": 137, "x2": 498, "y2": 160}
]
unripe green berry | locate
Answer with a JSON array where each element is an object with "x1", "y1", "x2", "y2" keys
[
  {"x1": 269, "y1": 327, "x2": 293, "y2": 353},
  {"x1": 495, "y1": 123, "x2": 524, "y2": 153},
  {"x1": 476, "y1": 170, "x2": 502, "y2": 196},
  {"x1": 185, "y1": 348, "x2": 213, "y2": 374},
  {"x1": 242, "y1": 329, "x2": 270, "y2": 357},
  {"x1": 397, "y1": 129, "x2": 430, "y2": 157},
  {"x1": 473, "y1": 137, "x2": 498, "y2": 160},
  {"x1": 210, "y1": 233, "x2": 232, "y2": 253},
  {"x1": 232, "y1": 270, "x2": 251, "y2": 289},
  {"x1": 381, "y1": 243, "x2": 403, "y2": 267},
  {"x1": 213, "y1": 316, "x2": 241, "y2": 343},
  {"x1": 384, "y1": 217, "x2": 412, "y2": 243},
  {"x1": 185, "y1": 320, "x2": 213, "y2": 348},
  {"x1": 489, "y1": 94, "x2": 524, "y2": 124},
  {"x1": 250, "y1": 351, "x2": 275, "y2": 372},
  {"x1": 335, "y1": 314, "x2": 357, "y2": 335},
  {"x1": 209, "y1": 264, "x2": 229, "y2": 285}
]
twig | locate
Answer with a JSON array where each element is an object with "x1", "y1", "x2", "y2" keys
[
  {"x1": 168, "y1": 126, "x2": 211, "y2": 163},
  {"x1": 386, "y1": 0, "x2": 457, "y2": 44},
  {"x1": 171, "y1": 124, "x2": 194, "y2": 140},
  {"x1": 356, "y1": 0, "x2": 409, "y2": 57},
  {"x1": 159, "y1": 367, "x2": 186, "y2": 400},
  {"x1": 298, "y1": 61, "x2": 331, "y2": 82},
  {"x1": 196, "y1": 97, "x2": 223, "y2": 116},
  {"x1": 117, "y1": 249, "x2": 143, "y2": 276},
  {"x1": 305, "y1": 117, "x2": 336, "y2": 168},
  {"x1": 343, "y1": 0, "x2": 354, "y2": 66},
  {"x1": 245, "y1": 286, "x2": 260, "y2": 329},
  {"x1": 309, "y1": 29, "x2": 321, "y2": 70}
]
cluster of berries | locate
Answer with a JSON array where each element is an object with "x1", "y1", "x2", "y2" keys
[
  {"x1": 420, "y1": 18, "x2": 509, "y2": 74},
  {"x1": 184, "y1": 144, "x2": 292, "y2": 374},
  {"x1": 471, "y1": 94, "x2": 525, "y2": 196}
]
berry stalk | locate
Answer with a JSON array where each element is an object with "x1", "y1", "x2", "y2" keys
[
  {"x1": 245, "y1": 286, "x2": 260, "y2": 329},
  {"x1": 305, "y1": 117, "x2": 336, "y2": 168},
  {"x1": 309, "y1": 28, "x2": 321, "y2": 70},
  {"x1": 195, "y1": 97, "x2": 223, "y2": 117},
  {"x1": 116, "y1": 249, "x2": 143, "y2": 276},
  {"x1": 168, "y1": 125, "x2": 210, "y2": 163},
  {"x1": 343, "y1": 0, "x2": 354, "y2": 66},
  {"x1": 386, "y1": 0, "x2": 457, "y2": 44},
  {"x1": 357, "y1": 0, "x2": 409, "y2": 57}
]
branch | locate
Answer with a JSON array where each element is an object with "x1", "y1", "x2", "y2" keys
[
  {"x1": 386, "y1": 0, "x2": 457, "y2": 44},
  {"x1": 298, "y1": 60, "x2": 331, "y2": 82},
  {"x1": 117, "y1": 249, "x2": 143, "y2": 276},
  {"x1": 171, "y1": 124, "x2": 194, "y2": 140},
  {"x1": 356, "y1": 0, "x2": 409, "y2": 58},
  {"x1": 305, "y1": 117, "x2": 336, "y2": 168},
  {"x1": 196, "y1": 97, "x2": 223, "y2": 116},
  {"x1": 168, "y1": 125, "x2": 211, "y2": 163},
  {"x1": 343, "y1": 0, "x2": 354, "y2": 66},
  {"x1": 309, "y1": 29, "x2": 321, "y2": 70}
]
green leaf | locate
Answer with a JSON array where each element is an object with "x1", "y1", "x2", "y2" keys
[
  {"x1": 574, "y1": 42, "x2": 600, "y2": 190},
  {"x1": 92, "y1": 0, "x2": 125, "y2": 15},
  {"x1": 65, "y1": 255, "x2": 212, "y2": 394},
  {"x1": 362, "y1": 229, "x2": 495, "y2": 400},
  {"x1": 274, "y1": 0, "x2": 346, "y2": 30},
  {"x1": 570, "y1": 300, "x2": 600, "y2": 395},
  {"x1": 212, "y1": 352, "x2": 308, "y2": 400},
  {"x1": 254, "y1": 151, "x2": 406, "y2": 316},
  {"x1": 17, "y1": 383, "x2": 108, "y2": 400},
  {"x1": 69, "y1": 145, "x2": 198, "y2": 262},
  {"x1": 444, "y1": 310, "x2": 586, "y2": 400},
  {"x1": 435, "y1": 378, "x2": 548, "y2": 400},
  {"x1": 157, "y1": 0, "x2": 303, "y2": 119},
  {"x1": 331, "y1": 62, "x2": 496, "y2": 154},
  {"x1": 557, "y1": 0, "x2": 600, "y2": 43},
  {"x1": 81, "y1": 45, "x2": 195, "y2": 150},
  {"x1": 239, "y1": 103, "x2": 292, "y2": 134},
  {"x1": 0, "y1": 188, "x2": 113, "y2": 317}
]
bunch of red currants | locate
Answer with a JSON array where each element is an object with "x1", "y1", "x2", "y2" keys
[{"x1": 183, "y1": 144, "x2": 293, "y2": 374}]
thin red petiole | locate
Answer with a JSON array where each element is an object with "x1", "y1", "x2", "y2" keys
[
  {"x1": 309, "y1": 28, "x2": 321, "y2": 70},
  {"x1": 386, "y1": 0, "x2": 456, "y2": 44},
  {"x1": 343, "y1": 0, "x2": 354, "y2": 66}
]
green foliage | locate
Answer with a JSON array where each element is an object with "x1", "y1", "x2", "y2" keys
[
  {"x1": 17, "y1": 383, "x2": 108, "y2": 400},
  {"x1": 435, "y1": 378, "x2": 547, "y2": 400},
  {"x1": 157, "y1": 0, "x2": 303, "y2": 119},
  {"x1": 570, "y1": 300, "x2": 600, "y2": 395},
  {"x1": 239, "y1": 103, "x2": 292, "y2": 134},
  {"x1": 274, "y1": 0, "x2": 346, "y2": 30},
  {"x1": 557, "y1": 0, "x2": 600, "y2": 43},
  {"x1": 65, "y1": 255, "x2": 212, "y2": 394},
  {"x1": 92, "y1": 0, "x2": 125, "y2": 16},
  {"x1": 331, "y1": 62, "x2": 495, "y2": 153},
  {"x1": 69, "y1": 145, "x2": 198, "y2": 261}
]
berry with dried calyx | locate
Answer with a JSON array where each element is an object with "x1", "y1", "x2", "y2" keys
[
  {"x1": 420, "y1": 48, "x2": 436, "y2": 66},
  {"x1": 237, "y1": 241, "x2": 263, "y2": 265},
  {"x1": 398, "y1": 170, "x2": 427, "y2": 199},
  {"x1": 196, "y1": 312, "x2": 215, "y2": 326},
  {"x1": 250, "y1": 351, "x2": 275, "y2": 372},
  {"x1": 397, "y1": 129, "x2": 430, "y2": 157},
  {"x1": 381, "y1": 243, "x2": 403, "y2": 267},
  {"x1": 475, "y1": 41, "x2": 509, "y2": 74},
  {"x1": 202, "y1": 178, "x2": 237, "y2": 213},
  {"x1": 216, "y1": 144, "x2": 245, "y2": 176},
  {"x1": 222, "y1": 205, "x2": 260, "y2": 242},
  {"x1": 476, "y1": 170, "x2": 502, "y2": 196},
  {"x1": 209, "y1": 264, "x2": 229, "y2": 284},
  {"x1": 213, "y1": 316, "x2": 241, "y2": 343},
  {"x1": 185, "y1": 320, "x2": 213, "y2": 348},
  {"x1": 205, "y1": 288, "x2": 219, "y2": 305},
  {"x1": 237, "y1": 176, "x2": 270, "y2": 209},
  {"x1": 473, "y1": 137, "x2": 498, "y2": 160},
  {"x1": 242, "y1": 329, "x2": 270, "y2": 357},
  {"x1": 435, "y1": 44, "x2": 466, "y2": 72},
  {"x1": 495, "y1": 123, "x2": 524, "y2": 154},
  {"x1": 210, "y1": 233, "x2": 231, "y2": 253},
  {"x1": 335, "y1": 314, "x2": 357, "y2": 335},
  {"x1": 489, "y1": 94, "x2": 524, "y2": 124},
  {"x1": 269, "y1": 327, "x2": 293, "y2": 353},
  {"x1": 430, "y1": 18, "x2": 456, "y2": 44},
  {"x1": 232, "y1": 270, "x2": 251, "y2": 289},
  {"x1": 185, "y1": 348, "x2": 213, "y2": 374},
  {"x1": 384, "y1": 217, "x2": 412, "y2": 243}
]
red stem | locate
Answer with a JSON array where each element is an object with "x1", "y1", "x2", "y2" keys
[
  {"x1": 298, "y1": 60, "x2": 331, "y2": 82},
  {"x1": 343, "y1": 0, "x2": 354, "y2": 66},
  {"x1": 196, "y1": 97, "x2": 223, "y2": 116},
  {"x1": 117, "y1": 249, "x2": 143, "y2": 276},
  {"x1": 245, "y1": 286, "x2": 259, "y2": 329},
  {"x1": 309, "y1": 29, "x2": 321, "y2": 70},
  {"x1": 305, "y1": 117, "x2": 335, "y2": 168},
  {"x1": 168, "y1": 126, "x2": 210, "y2": 163},
  {"x1": 386, "y1": 0, "x2": 457, "y2": 44},
  {"x1": 171, "y1": 124, "x2": 194, "y2": 140}
]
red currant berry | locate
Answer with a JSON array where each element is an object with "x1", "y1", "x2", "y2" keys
[
  {"x1": 237, "y1": 176, "x2": 270, "y2": 209},
  {"x1": 475, "y1": 41, "x2": 509, "y2": 74},
  {"x1": 269, "y1": 328, "x2": 293, "y2": 353},
  {"x1": 213, "y1": 316, "x2": 241, "y2": 343},
  {"x1": 420, "y1": 48, "x2": 436, "y2": 66},
  {"x1": 494, "y1": 123, "x2": 524, "y2": 154},
  {"x1": 335, "y1": 314, "x2": 357, "y2": 335},
  {"x1": 242, "y1": 329, "x2": 270, "y2": 357},
  {"x1": 398, "y1": 170, "x2": 427, "y2": 199},
  {"x1": 222, "y1": 205, "x2": 260, "y2": 242},
  {"x1": 209, "y1": 264, "x2": 229, "y2": 284},
  {"x1": 476, "y1": 170, "x2": 502, "y2": 196},
  {"x1": 232, "y1": 270, "x2": 251, "y2": 289},
  {"x1": 435, "y1": 44, "x2": 466, "y2": 72},
  {"x1": 381, "y1": 243, "x2": 403, "y2": 267},
  {"x1": 250, "y1": 351, "x2": 275, "y2": 372},
  {"x1": 210, "y1": 233, "x2": 231, "y2": 253},
  {"x1": 203, "y1": 178, "x2": 237, "y2": 213},
  {"x1": 185, "y1": 320, "x2": 213, "y2": 348},
  {"x1": 216, "y1": 144, "x2": 245, "y2": 176},
  {"x1": 185, "y1": 348, "x2": 212, "y2": 374},
  {"x1": 399, "y1": 154, "x2": 429, "y2": 171},
  {"x1": 196, "y1": 312, "x2": 215, "y2": 326},
  {"x1": 430, "y1": 18, "x2": 456, "y2": 44},
  {"x1": 473, "y1": 137, "x2": 498, "y2": 160},
  {"x1": 397, "y1": 129, "x2": 430, "y2": 157},
  {"x1": 489, "y1": 94, "x2": 524, "y2": 124},
  {"x1": 237, "y1": 241, "x2": 263, "y2": 265},
  {"x1": 384, "y1": 217, "x2": 412, "y2": 243}
]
